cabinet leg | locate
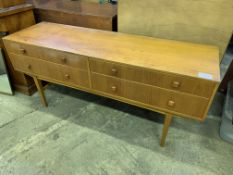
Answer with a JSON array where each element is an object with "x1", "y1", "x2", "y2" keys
[
  {"x1": 33, "y1": 76, "x2": 48, "y2": 107},
  {"x1": 160, "y1": 114, "x2": 173, "y2": 147}
]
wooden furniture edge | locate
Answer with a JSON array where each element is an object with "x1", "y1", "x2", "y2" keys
[
  {"x1": 160, "y1": 114, "x2": 173, "y2": 147},
  {"x1": 3, "y1": 25, "x2": 220, "y2": 82},
  {"x1": 5, "y1": 50, "x2": 216, "y2": 121},
  {"x1": 0, "y1": 4, "x2": 34, "y2": 17},
  {"x1": 3, "y1": 38, "x2": 221, "y2": 83},
  {"x1": 33, "y1": 7, "x2": 116, "y2": 19},
  {"x1": 32, "y1": 76, "x2": 47, "y2": 107}
]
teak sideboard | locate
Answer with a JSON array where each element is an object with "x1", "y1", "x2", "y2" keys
[{"x1": 3, "y1": 22, "x2": 220, "y2": 146}]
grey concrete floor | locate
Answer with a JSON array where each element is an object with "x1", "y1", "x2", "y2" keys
[{"x1": 0, "y1": 84, "x2": 233, "y2": 175}]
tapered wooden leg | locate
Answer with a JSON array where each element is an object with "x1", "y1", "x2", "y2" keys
[
  {"x1": 160, "y1": 114, "x2": 173, "y2": 147},
  {"x1": 33, "y1": 76, "x2": 48, "y2": 107}
]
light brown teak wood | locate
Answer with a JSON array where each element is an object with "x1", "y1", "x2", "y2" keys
[
  {"x1": 33, "y1": 76, "x2": 47, "y2": 107},
  {"x1": 89, "y1": 59, "x2": 216, "y2": 98},
  {"x1": 160, "y1": 114, "x2": 173, "y2": 147},
  {"x1": 3, "y1": 22, "x2": 220, "y2": 146}
]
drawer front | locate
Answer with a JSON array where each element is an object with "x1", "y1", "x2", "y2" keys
[
  {"x1": 9, "y1": 53, "x2": 90, "y2": 88},
  {"x1": 89, "y1": 59, "x2": 215, "y2": 98},
  {"x1": 150, "y1": 86, "x2": 208, "y2": 119},
  {"x1": 91, "y1": 73, "x2": 151, "y2": 104},
  {"x1": 91, "y1": 73, "x2": 209, "y2": 119},
  {"x1": 4, "y1": 41, "x2": 88, "y2": 70}
]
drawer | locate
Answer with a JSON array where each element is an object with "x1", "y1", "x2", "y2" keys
[
  {"x1": 4, "y1": 41, "x2": 88, "y2": 70},
  {"x1": 9, "y1": 53, "x2": 90, "y2": 88},
  {"x1": 91, "y1": 73, "x2": 151, "y2": 104},
  {"x1": 89, "y1": 59, "x2": 215, "y2": 98},
  {"x1": 91, "y1": 73, "x2": 209, "y2": 119},
  {"x1": 150, "y1": 86, "x2": 209, "y2": 119}
]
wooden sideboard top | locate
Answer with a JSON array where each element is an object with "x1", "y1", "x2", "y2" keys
[
  {"x1": 3, "y1": 22, "x2": 220, "y2": 82},
  {"x1": 27, "y1": 0, "x2": 117, "y2": 18}
]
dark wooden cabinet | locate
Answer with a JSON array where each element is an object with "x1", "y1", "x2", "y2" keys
[
  {"x1": 27, "y1": 0, "x2": 117, "y2": 31},
  {"x1": 0, "y1": 0, "x2": 26, "y2": 8}
]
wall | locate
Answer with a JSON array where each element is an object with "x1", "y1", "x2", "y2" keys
[{"x1": 118, "y1": 0, "x2": 233, "y2": 61}]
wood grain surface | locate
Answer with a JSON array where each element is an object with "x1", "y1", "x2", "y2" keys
[
  {"x1": 0, "y1": 3, "x2": 33, "y2": 17},
  {"x1": 3, "y1": 22, "x2": 220, "y2": 82},
  {"x1": 3, "y1": 22, "x2": 220, "y2": 122}
]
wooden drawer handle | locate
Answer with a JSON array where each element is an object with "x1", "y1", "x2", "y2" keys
[
  {"x1": 172, "y1": 81, "x2": 181, "y2": 88},
  {"x1": 111, "y1": 68, "x2": 118, "y2": 75},
  {"x1": 27, "y1": 64, "x2": 32, "y2": 69},
  {"x1": 64, "y1": 74, "x2": 70, "y2": 79},
  {"x1": 167, "y1": 100, "x2": 175, "y2": 107},
  {"x1": 61, "y1": 57, "x2": 67, "y2": 63},
  {"x1": 19, "y1": 48, "x2": 26, "y2": 54},
  {"x1": 111, "y1": 86, "x2": 117, "y2": 92}
]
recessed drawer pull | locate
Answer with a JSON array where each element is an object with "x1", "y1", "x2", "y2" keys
[
  {"x1": 27, "y1": 64, "x2": 32, "y2": 69},
  {"x1": 111, "y1": 86, "x2": 117, "y2": 92},
  {"x1": 111, "y1": 68, "x2": 118, "y2": 75},
  {"x1": 64, "y1": 74, "x2": 70, "y2": 79},
  {"x1": 167, "y1": 100, "x2": 175, "y2": 107},
  {"x1": 172, "y1": 81, "x2": 181, "y2": 88},
  {"x1": 19, "y1": 48, "x2": 26, "y2": 54},
  {"x1": 61, "y1": 57, "x2": 67, "y2": 63}
]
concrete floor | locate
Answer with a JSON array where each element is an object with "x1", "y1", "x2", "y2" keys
[{"x1": 0, "y1": 84, "x2": 233, "y2": 175}]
